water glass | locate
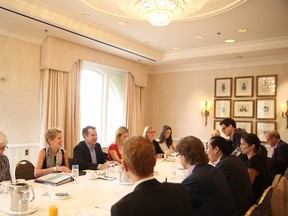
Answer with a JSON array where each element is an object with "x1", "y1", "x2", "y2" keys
[
  {"x1": 171, "y1": 164, "x2": 178, "y2": 179},
  {"x1": 72, "y1": 165, "x2": 79, "y2": 183}
]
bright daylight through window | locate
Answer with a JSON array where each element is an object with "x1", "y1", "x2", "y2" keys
[{"x1": 80, "y1": 61, "x2": 126, "y2": 147}]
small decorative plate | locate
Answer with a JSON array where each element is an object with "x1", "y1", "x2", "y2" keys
[{"x1": 53, "y1": 192, "x2": 70, "y2": 200}]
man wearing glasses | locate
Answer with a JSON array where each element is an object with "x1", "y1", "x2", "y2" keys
[
  {"x1": 219, "y1": 118, "x2": 248, "y2": 162},
  {"x1": 265, "y1": 130, "x2": 288, "y2": 175}
]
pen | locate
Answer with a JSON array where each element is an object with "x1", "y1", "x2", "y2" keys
[{"x1": 165, "y1": 177, "x2": 167, "y2": 182}]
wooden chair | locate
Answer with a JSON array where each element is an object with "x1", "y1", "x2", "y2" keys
[
  {"x1": 244, "y1": 204, "x2": 260, "y2": 216},
  {"x1": 257, "y1": 186, "x2": 273, "y2": 216},
  {"x1": 271, "y1": 174, "x2": 282, "y2": 188},
  {"x1": 14, "y1": 160, "x2": 35, "y2": 180},
  {"x1": 284, "y1": 167, "x2": 288, "y2": 180}
]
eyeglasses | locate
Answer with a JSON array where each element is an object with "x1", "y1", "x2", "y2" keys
[
  {"x1": 147, "y1": 130, "x2": 156, "y2": 133},
  {"x1": 266, "y1": 137, "x2": 272, "y2": 142},
  {"x1": 221, "y1": 127, "x2": 227, "y2": 132}
]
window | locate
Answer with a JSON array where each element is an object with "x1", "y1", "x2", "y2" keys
[{"x1": 80, "y1": 61, "x2": 126, "y2": 147}]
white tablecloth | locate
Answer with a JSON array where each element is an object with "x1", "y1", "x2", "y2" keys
[{"x1": 0, "y1": 158, "x2": 186, "y2": 216}]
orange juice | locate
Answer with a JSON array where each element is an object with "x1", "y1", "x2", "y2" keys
[{"x1": 49, "y1": 205, "x2": 58, "y2": 216}]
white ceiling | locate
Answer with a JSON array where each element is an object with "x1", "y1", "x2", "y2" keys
[{"x1": 0, "y1": 0, "x2": 288, "y2": 68}]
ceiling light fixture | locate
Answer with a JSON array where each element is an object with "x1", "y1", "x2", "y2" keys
[{"x1": 116, "y1": 0, "x2": 207, "y2": 26}]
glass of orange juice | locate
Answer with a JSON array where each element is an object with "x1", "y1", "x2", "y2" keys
[{"x1": 49, "y1": 199, "x2": 58, "y2": 216}]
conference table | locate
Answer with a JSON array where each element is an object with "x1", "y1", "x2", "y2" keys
[{"x1": 0, "y1": 157, "x2": 186, "y2": 216}]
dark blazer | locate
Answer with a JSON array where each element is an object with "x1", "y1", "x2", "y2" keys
[
  {"x1": 216, "y1": 155, "x2": 255, "y2": 215},
  {"x1": 272, "y1": 140, "x2": 288, "y2": 175},
  {"x1": 233, "y1": 128, "x2": 248, "y2": 162},
  {"x1": 111, "y1": 179, "x2": 194, "y2": 216},
  {"x1": 73, "y1": 141, "x2": 107, "y2": 171},
  {"x1": 153, "y1": 140, "x2": 164, "y2": 155},
  {"x1": 181, "y1": 164, "x2": 236, "y2": 216}
]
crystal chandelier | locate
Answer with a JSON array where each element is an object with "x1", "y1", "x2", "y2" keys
[{"x1": 116, "y1": 0, "x2": 207, "y2": 26}]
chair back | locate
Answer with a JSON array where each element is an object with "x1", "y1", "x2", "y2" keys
[
  {"x1": 14, "y1": 160, "x2": 35, "y2": 180},
  {"x1": 284, "y1": 167, "x2": 288, "y2": 180},
  {"x1": 271, "y1": 174, "x2": 282, "y2": 188},
  {"x1": 244, "y1": 204, "x2": 260, "y2": 216},
  {"x1": 270, "y1": 176, "x2": 288, "y2": 216},
  {"x1": 257, "y1": 186, "x2": 273, "y2": 216}
]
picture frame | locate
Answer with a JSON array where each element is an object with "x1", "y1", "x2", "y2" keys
[
  {"x1": 214, "y1": 99, "x2": 231, "y2": 119},
  {"x1": 256, "y1": 98, "x2": 276, "y2": 120},
  {"x1": 256, "y1": 75, "x2": 277, "y2": 97},
  {"x1": 234, "y1": 76, "x2": 253, "y2": 97},
  {"x1": 214, "y1": 120, "x2": 221, "y2": 131},
  {"x1": 256, "y1": 121, "x2": 276, "y2": 142},
  {"x1": 236, "y1": 121, "x2": 253, "y2": 133},
  {"x1": 214, "y1": 78, "x2": 232, "y2": 98},
  {"x1": 233, "y1": 100, "x2": 254, "y2": 118}
]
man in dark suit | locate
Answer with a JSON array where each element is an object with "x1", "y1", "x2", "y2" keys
[
  {"x1": 266, "y1": 130, "x2": 288, "y2": 175},
  {"x1": 73, "y1": 126, "x2": 111, "y2": 171},
  {"x1": 177, "y1": 136, "x2": 237, "y2": 216},
  {"x1": 111, "y1": 136, "x2": 194, "y2": 216},
  {"x1": 220, "y1": 118, "x2": 248, "y2": 162},
  {"x1": 207, "y1": 136, "x2": 255, "y2": 215}
]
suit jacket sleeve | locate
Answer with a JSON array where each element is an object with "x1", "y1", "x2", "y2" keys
[{"x1": 273, "y1": 141, "x2": 288, "y2": 172}]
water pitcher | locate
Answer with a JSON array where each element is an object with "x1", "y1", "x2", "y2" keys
[{"x1": 10, "y1": 183, "x2": 35, "y2": 212}]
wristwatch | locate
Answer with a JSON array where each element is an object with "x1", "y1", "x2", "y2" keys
[{"x1": 53, "y1": 166, "x2": 57, "y2": 172}]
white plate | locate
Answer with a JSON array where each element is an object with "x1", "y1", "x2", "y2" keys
[{"x1": 2, "y1": 204, "x2": 39, "y2": 215}]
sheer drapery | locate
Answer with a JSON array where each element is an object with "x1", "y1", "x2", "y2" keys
[
  {"x1": 39, "y1": 61, "x2": 81, "y2": 157},
  {"x1": 126, "y1": 73, "x2": 145, "y2": 136}
]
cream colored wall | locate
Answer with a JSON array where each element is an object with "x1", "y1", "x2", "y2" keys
[
  {"x1": 146, "y1": 64, "x2": 288, "y2": 143},
  {"x1": 0, "y1": 35, "x2": 41, "y2": 144}
]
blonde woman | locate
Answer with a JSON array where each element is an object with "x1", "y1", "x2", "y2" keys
[
  {"x1": 35, "y1": 127, "x2": 71, "y2": 177},
  {"x1": 0, "y1": 131, "x2": 11, "y2": 181},
  {"x1": 108, "y1": 126, "x2": 129, "y2": 164},
  {"x1": 143, "y1": 126, "x2": 163, "y2": 158}
]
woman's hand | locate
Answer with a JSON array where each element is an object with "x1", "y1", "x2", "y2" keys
[{"x1": 57, "y1": 166, "x2": 71, "y2": 173}]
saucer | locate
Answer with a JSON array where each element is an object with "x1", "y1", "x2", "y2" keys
[{"x1": 2, "y1": 204, "x2": 39, "y2": 215}]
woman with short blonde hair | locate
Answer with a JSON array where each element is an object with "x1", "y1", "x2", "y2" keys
[{"x1": 0, "y1": 131, "x2": 11, "y2": 181}]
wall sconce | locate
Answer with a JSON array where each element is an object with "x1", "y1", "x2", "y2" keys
[
  {"x1": 0, "y1": 75, "x2": 7, "y2": 83},
  {"x1": 201, "y1": 101, "x2": 210, "y2": 126},
  {"x1": 281, "y1": 100, "x2": 288, "y2": 128}
]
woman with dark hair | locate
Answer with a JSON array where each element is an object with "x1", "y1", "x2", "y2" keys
[
  {"x1": 208, "y1": 136, "x2": 255, "y2": 215},
  {"x1": 157, "y1": 125, "x2": 176, "y2": 153},
  {"x1": 240, "y1": 133, "x2": 272, "y2": 200}
]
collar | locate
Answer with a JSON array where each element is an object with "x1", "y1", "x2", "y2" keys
[
  {"x1": 132, "y1": 176, "x2": 155, "y2": 191},
  {"x1": 186, "y1": 164, "x2": 196, "y2": 177}
]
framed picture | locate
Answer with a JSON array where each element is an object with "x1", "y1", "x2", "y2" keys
[
  {"x1": 214, "y1": 78, "x2": 232, "y2": 98},
  {"x1": 234, "y1": 76, "x2": 253, "y2": 97},
  {"x1": 214, "y1": 99, "x2": 231, "y2": 119},
  {"x1": 236, "y1": 121, "x2": 253, "y2": 133},
  {"x1": 256, "y1": 75, "x2": 277, "y2": 97},
  {"x1": 233, "y1": 100, "x2": 254, "y2": 118},
  {"x1": 256, "y1": 98, "x2": 276, "y2": 120},
  {"x1": 256, "y1": 121, "x2": 276, "y2": 142},
  {"x1": 214, "y1": 120, "x2": 221, "y2": 130}
]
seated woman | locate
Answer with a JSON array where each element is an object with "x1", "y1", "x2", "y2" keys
[
  {"x1": 157, "y1": 125, "x2": 176, "y2": 154},
  {"x1": 240, "y1": 133, "x2": 272, "y2": 200},
  {"x1": 35, "y1": 127, "x2": 71, "y2": 177},
  {"x1": 143, "y1": 126, "x2": 163, "y2": 158},
  {"x1": 207, "y1": 136, "x2": 255, "y2": 215},
  {"x1": 108, "y1": 126, "x2": 129, "y2": 164},
  {"x1": 0, "y1": 131, "x2": 11, "y2": 181}
]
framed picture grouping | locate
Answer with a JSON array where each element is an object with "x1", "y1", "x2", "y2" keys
[
  {"x1": 214, "y1": 99, "x2": 231, "y2": 119},
  {"x1": 233, "y1": 100, "x2": 254, "y2": 118},
  {"x1": 256, "y1": 98, "x2": 276, "y2": 120},
  {"x1": 256, "y1": 75, "x2": 277, "y2": 97},
  {"x1": 234, "y1": 76, "x2": 253, "y2": 97},
  {"x1": 256, "y1": 121, "x2": 276, "y2": 142},
  {"x1": 214, "y1": 78, "x2": 232, "y2": 98}
]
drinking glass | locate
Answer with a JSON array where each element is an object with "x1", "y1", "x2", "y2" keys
[
  {"x1": 49, "y1": 199, "x2": 58, "y2": 216},
  {"x1": 71, "y1": 165, "x2": 79, "y2": 183},
  {"x1": 171, "y1": 164, "x2": 178, "y2": 179}
]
